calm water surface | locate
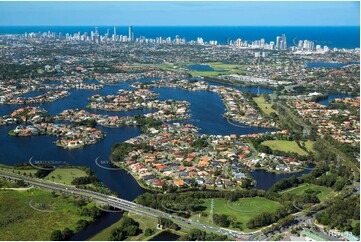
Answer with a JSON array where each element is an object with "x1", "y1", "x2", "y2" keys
[{"x1": 0, "y1": 78, "x2": 308, "y2": 199}]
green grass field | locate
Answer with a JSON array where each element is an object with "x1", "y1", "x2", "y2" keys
[
  {"x1": 279, "y1": 184, "x2": 334, "y2": 202},
  {"x1": 253, "y1": 96, "x2": 277, "y2": 115},
  {"x1": 304, "y1": 141, "x2": 316, "y2": 153},
  {"x1": 0, "y1": 164, "x2": 38, "y2": 177},
  {"x1": 147, "y1": 62, "x2": 248, "y2": 77},
  {"x1": 0, "y1": 188, "x2": 94, "y2": 241},
  {"x1": 187, "y1": 62, "x2": 248, "y2": 77},
  {"x1": 261, "y1": 140, "x2": 309, "y2": 156},
  {"x1": 190, "y1": 197, "x2": 283, "y2": 232},
  {"x1": 44, "y1": 168, "x2": 88, "y2": 185}
]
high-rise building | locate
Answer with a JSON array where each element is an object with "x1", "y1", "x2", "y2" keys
[
  {"x1": 281, "y1": 34, "x2": 287, "y2": 50},
  {"x1": 95, "y1": 27, "x2": 99, "y2": 43},
  {"x1": 276, "y1": 36, "x2": 281, "y2": 50},
  {"x1": 260, "y1": 38, "x2": 265, "y2": 48},
  {"x1": 235, "y1": 38, "x2": 242, "y2": 47},
  {"x1": 128, "y1": 26, "x2": 133, "y2": 42},
  {"x1": 113, "y1": 25, "x2": 117, "y2": 42},
  {"x1": 298, "y1": 40, "x2": 303, "y2": 50},
  {"x1": 269, "y1": 41, "x2": 275, "y2": 50}
]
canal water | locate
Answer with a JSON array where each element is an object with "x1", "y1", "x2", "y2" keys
[
  {"x1": 70, "y1": 212, "x2": 122, "y2": 241},
  {"x1": 0, "y1": 77, "x2": 310, "y2": 199},
  {"x1": 250, "y1": 168, "x2": 313, "y2": 190},
  {"x1": 0, "y1": 77, "x2": 313, "y2": 239},
  {"x1": 316, "y1": 93, "x2": 354, "y2": 106}
]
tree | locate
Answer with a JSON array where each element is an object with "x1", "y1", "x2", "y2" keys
[
  {"x1": 108, "y1": 216, "x2": 141, "y2": 241},
  {"x1": 62, "y1": 228, "x2": 74, "y2": 240},
  {"x1": 75, "y1": 219, "x2": 89, "y2": 231},
  {"x1": 16, "y1": 179, "x2": 26, "y2": 187},
  {"x1": 213, "y1": 214, "x2": 231, "y2": 228},
  {"x1": 50, "y1": 230, "x2": 63, "y2": 241},
  {"x1": 352, "y1": 222, "x2": 360, "y2": 236},
  {"x1": 144, "y1": 228, "x2": 154, "y2": 237}
]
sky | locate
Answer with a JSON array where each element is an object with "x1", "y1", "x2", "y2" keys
[{"x1": 0, "y1": 1, "x2": 359, "y2": 26}]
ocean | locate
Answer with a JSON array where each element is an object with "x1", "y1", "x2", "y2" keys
[{"x1": 0, "y1": 26, "x2": 359, "y2": 48}]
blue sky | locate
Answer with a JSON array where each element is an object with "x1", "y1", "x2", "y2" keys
[{"x1": 0, "y1": 1, "x2": 359, "y2": 26}]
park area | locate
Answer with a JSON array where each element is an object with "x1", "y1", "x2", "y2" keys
[
  {"x1": 190, "y1": 197, "x2": 283, "y2": 232},
  {"x1": 187, "y1": 62, "x2": 248, "y2": 77},
  {"x1": 279, "y1": 183, "x2": 335, "y2": 202},
  {"x1": 253, "y1": 96, "x2": 277, "y2": 115},
  {"x1": 44, "y1": 168, "x2": 88, "y2": 185},
  {"x1": 261, "y1": 140, "x2": 315, "y2": 156}
]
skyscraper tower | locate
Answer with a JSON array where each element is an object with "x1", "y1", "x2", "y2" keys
[
  {"x1": 276, "y1": 36, "x2": 281, "y2": 50},
  {"x1": 128, "y1": 26, "x2": 133, "y2": 42},
  {"x1": 95, "y1": 27, "x2": 99, "y2": 43},
  {"x1": 113, "y1": 25, "x2": 117, "y2": 42},
  {"x1": 282, "y1": 34, "x2": 287, "y2": 50}
]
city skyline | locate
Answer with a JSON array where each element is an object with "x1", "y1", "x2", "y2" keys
[{"x1": 0, "y1": 1, "x2": 359, "y2": 26}]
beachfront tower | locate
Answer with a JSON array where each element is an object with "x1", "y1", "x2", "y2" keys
[{"x1": 128, "y1": 26, "x2": 133, "y2": 42}]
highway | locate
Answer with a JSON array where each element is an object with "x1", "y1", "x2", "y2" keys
[{"x1": 0, "y1": 169, "x2": 248, "y2": 240}]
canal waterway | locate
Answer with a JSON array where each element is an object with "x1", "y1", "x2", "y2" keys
[{"x1": 0, "y1": 77, "x2": 316, "y2": 239}]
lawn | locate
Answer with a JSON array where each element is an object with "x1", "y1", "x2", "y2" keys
[
  {"x1": 253, "y1": 96, "x2": 277, "y2": 115},
  {"x1": 279, "y1": 184, "x2": 334, "y2": 202},
  {"x1": 188, "y1": 62, "x2": 248, "y2": 77},
  {"x1": 0, "y1": 188, "x2": 94, "y2": 241},
  {"x1": 44, "y1": 168, "x2": 88, "y2": 185},
  {"x1": 261, "y1": 140, "x2": 308, "y2": 156},
  {"x1": 190, "y1": 197, "x2": 283, "y2": 232},
  {"x1": 149, "y1": 62, "x2": 248, "y2": 77},
  {"x1": 0, "y1": 164, "x2": 38, "y2": 177},
  {"x1": 304, "y1": 141, "x2": 316, "y2": 153}
]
